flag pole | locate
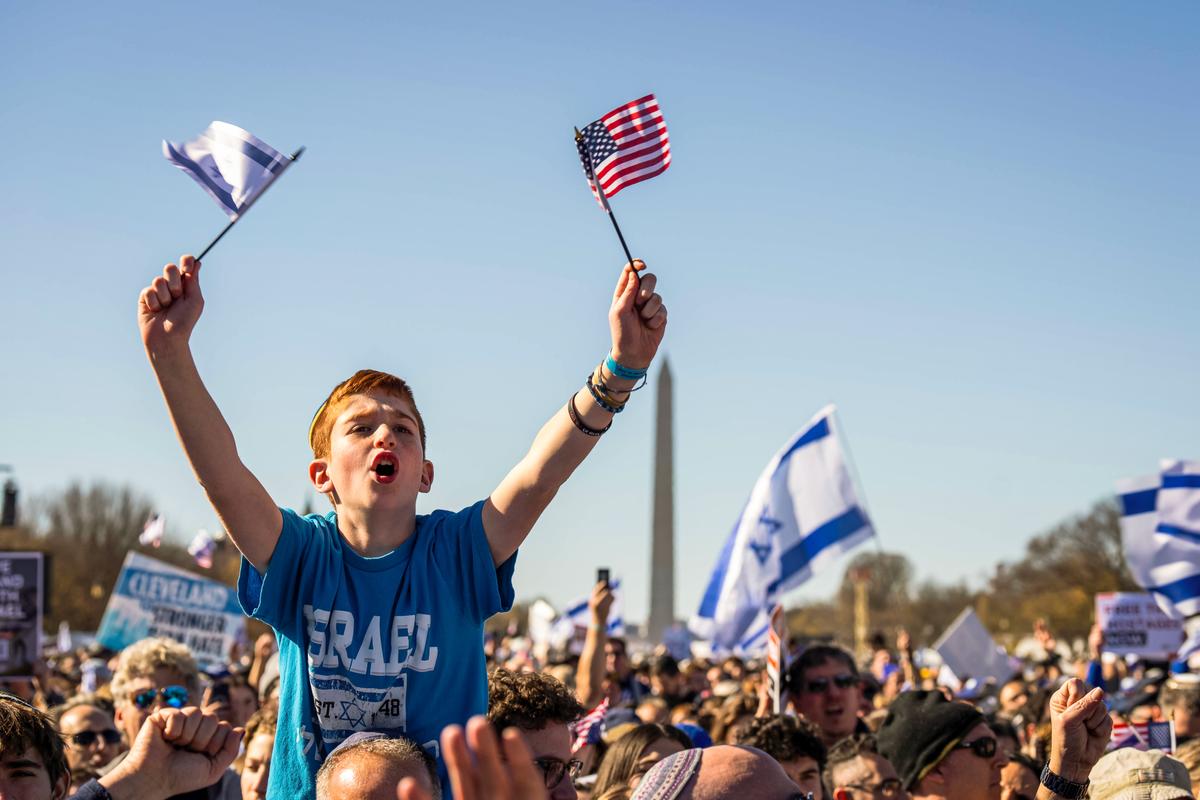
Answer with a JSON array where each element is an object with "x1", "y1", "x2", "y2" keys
[
  {"x1": 196, "y1": 146, "x2": 305, "y2": 261},
  {"x1": 575, "y1": 128, "x2": 635, "y2": 269}
]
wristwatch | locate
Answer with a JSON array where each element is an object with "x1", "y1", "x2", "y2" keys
[{"x1": 1040, "y1": 765, "x2": 1089, "y2": 799}]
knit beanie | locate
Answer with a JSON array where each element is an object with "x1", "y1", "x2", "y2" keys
[{"x1": 875, "y1": 690, "x2": 985, "y2": 791}]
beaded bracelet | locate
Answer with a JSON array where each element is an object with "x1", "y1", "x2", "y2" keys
[
  {"x1": 586, "y1": 371, "x2": 626, "y2": 414},
  {"x1": 606, "y1": 352, "x2": 648, "y2": 381},
  {"x1": 567, "y1": 393, "x2": 611, "y2": 436},
  {"x1": 597, "y1": 362, "x2": 649, "y2": 394}
]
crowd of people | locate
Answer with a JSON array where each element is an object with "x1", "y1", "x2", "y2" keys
[
  {"x1": 2, "y1": 250, "x2": 1192, "y2": 799},
  {"x1": 3, "y1": 610, "x2": 1200, "y2": 799}
]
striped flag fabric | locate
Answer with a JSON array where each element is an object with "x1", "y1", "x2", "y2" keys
[
  {"x1": 163, "y1": 122, "x2": 293, "y2": 219},
  {"x1": 766, "y1": 604, "x2": 787, "y2": 713},
  {"x1": 576, "y1": 94, "x2": 670, "y2": 208},
  {"x1": 1118, "y1": 463, "x2": 1200, "y2": 660},
  {"x1": 690, "y1": 406, "x2": 875, "y2": 651},
  {"x1": 571, "y1": 697, "x2": 609, "y2": 754},
  {"x1": 552, "y1": 579, "x2": 625, "y2": 642},
  {"x1": 1110, "y1": 720, "x2": 1174, "y2": 753}
]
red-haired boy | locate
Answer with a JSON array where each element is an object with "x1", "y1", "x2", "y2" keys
[{"x1": 136, "y1": 254, "x2": 666, "y2": 798}]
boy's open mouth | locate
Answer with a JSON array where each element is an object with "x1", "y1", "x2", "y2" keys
[{"x1": 371, "y1": 453, "x2": 398, "y2": 483}]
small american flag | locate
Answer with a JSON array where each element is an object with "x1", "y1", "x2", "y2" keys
[
  {"x1": 572, "y1": 697, "x2": 609, "y2": 753},
  {"x1": 1110, "y1": 719, "x2": 1175, "y2": 753},
  {"x1": 576, "y1": 94, "x2": 670, "y2": 208}
]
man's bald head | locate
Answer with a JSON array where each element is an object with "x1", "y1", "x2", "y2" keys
[
  {"x1": 315, "y1": 736, "x2": 440, "y2": 800},
  {"x1": 632, "y1": 745, "x2": 805, "y2": 800}
]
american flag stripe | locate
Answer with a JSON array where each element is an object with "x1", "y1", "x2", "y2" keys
[
  {"x1": 572, "y1": 697, "x2": 609, "y2": 753},
  {"x1": 578, "y1": 94, "x2": 671, "y2": 205},
  {"x1": 600, "y1": 149, "x2": 672, "y2": 192}
]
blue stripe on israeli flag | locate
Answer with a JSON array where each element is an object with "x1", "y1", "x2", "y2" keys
[
  {"x1": 162, "y1": 141, "x2": 239, "y2": 216},
  {"x1": 690, "y1": 405, "x2": 875, "y2": 651},
  {"x1": 556, "y1": 579, "x2": 624, "y2": 637}
]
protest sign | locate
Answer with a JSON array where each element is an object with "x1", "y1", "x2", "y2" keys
[
  {"x1": 96, "y1": 552, "x2": 245, "y2": 667},
  {"x1": 934, "y1": 607, "x2": 1016, "y2": 686},
  {"x1": 0, "y1": 553, "x2": 43, "y2": 678},
  {"x1": 1096, "y1": 592, "x2": 1185, "y2": 659}
]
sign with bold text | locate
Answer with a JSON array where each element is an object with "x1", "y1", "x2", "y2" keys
[
  {"x1": 96, "y1": 552, "x2": 245, "y2": 667},
  {"x1": 0, "y1": 553, "x2": 43, "y2": 679}
]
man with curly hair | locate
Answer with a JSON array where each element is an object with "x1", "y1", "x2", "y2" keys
[
  {"x1": 487, "y1": 668, "x2": 584, "y2": 800},
  {"x1": 736, "y1": 713, "x2": 827, "y2": 799}
]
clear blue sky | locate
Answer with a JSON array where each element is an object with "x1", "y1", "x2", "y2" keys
[{"x1": 2, "y1": 2, "x2": 1197, "y2": 627}]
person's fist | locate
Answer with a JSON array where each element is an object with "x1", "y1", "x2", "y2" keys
[
  {"x1": 589, "y1": 581, "x2": 615, "y2": 626},
  {"x1": 138, "y1": 254, "x2": 204, "y2": 353},
  {"x1": 609, "y1": 260, "x2": 667, "y2": 370},
  {"x1": 1047, "y1": 679, "x2": 1111, "y2": 783}
]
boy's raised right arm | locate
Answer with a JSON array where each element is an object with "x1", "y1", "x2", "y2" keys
[{"x1": 137, "y1": 255, "x2": 281, "y2": 573}]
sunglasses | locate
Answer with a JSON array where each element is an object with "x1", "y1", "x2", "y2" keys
[
  {"x1": 803, "y1": 674, "x2": 859, "y2": 694},
  {"x1": 843, "y1": 778, "x2": 903, "y2": 798},
  {"x1": 956, "y1": 737, "x2": 997, "y2": 759},
  {"x1": 68, "y1": 729, "x2": 122, "y2": 747},
  {"x1": 533, "y1": 757, "x2": 583, "y2": 789},
  {"x1": 133, "y1": 685, "x2": 190, "y2": 711}
]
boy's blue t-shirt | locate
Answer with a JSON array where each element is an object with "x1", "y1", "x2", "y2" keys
[{"x1": 238, "y1": 500, "x2": 516, "y2": 799}]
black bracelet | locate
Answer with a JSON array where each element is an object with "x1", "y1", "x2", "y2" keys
[
  {"x1": 1040, "y1": 765, "x2": 1088, "y2": 799},
  {"x1": 567, "y1": 394, "x2": 611, "y2": 437}
]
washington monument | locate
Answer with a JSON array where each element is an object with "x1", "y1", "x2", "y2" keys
[{"x1": 647, "y1": 358, "x2": 675, "y2": 643}]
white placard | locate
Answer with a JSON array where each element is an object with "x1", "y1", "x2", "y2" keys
[{"x1": 1096, "y1": 592, "x2": 1185, "y2": 659}]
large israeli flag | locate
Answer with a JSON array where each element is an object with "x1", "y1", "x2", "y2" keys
[
  {"x1": 690, "y1": 405, "x2": 875, "y2": 651},
  {"x1": 163, "y1": 122, "x2": 292, "y2": 219},
  {"x1": 1149, "y1": 461, "x2": 1200, "y2": 620},
  {"x1": 1118, "y1": 463, "x2": 1200, "y2": 663}
]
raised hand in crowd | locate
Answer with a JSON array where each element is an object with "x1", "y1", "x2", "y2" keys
[
  {"x1": 97, "y1": 706, "x2": 243, "y2": 800},
  {"x1": 577, "y1": 579, "x2": 615, "y2": 709},
  {"x1": 1034, "y1": 618, "x2": 1058, "y2": 657},
  {"x1": 1037, "y1": 678, "x2": 1111, "y2": 800},
  {"x1": 396, "y1": 717, "x2": 547, "y2": 800}
]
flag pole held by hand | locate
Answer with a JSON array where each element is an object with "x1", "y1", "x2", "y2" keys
[
  {"x1": 195, "y1": 146, "x2": 305, "y2": 261},
  {"x1": 573, "y1": 94, "x2": 671, "y2": 275}
]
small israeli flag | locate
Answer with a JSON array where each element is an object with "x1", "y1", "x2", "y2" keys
[
  {"x1": 690, "y1": 405, "x2": 875, "y2": 651},
  {"x1": 552, "y1": 579, "x2": 625, "y2": 642},
  {"x1": 163, "y1": 122, "x2": 292, "y2": 219}
]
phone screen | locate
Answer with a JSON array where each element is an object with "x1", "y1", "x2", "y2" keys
[{"x1": 597, "y1": 568, "x2": 610, "y2": 586}]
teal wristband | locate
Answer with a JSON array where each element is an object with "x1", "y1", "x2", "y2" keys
[{"x1": 605, "y1": 353, "x2": 648, "y2": 381}]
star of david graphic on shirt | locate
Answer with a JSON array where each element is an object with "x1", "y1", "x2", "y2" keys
[
  {"x1": 749, "y1": 509, "x2": 784, "y2": 565},
  {"x1": 337, "y1": 701, "x2": 366, "y2": 727}
]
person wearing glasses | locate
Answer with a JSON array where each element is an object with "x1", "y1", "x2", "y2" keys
[
  {"x1": 50, "y1": 696, "x2": 126, "y2": 775},
  {"x1": 787, "y1": 646, "x2": 869, "y2": 746},
  {"x1": 825, "y1": 733, "x2": 908, "y2": 800},
  {"x1": 487, "y1": 669, "x2": 585, "y2": 800},
  {"x1": 875, "y1": 691, "x2": 1008, "y2": 800},
  {"x1": 107, "y1": 637, "x2": 240, "y2": 800}
]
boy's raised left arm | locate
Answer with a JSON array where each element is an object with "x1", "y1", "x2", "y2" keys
[{"x1": 482, "y1": 260, "x2": 667, "y2": 566}]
